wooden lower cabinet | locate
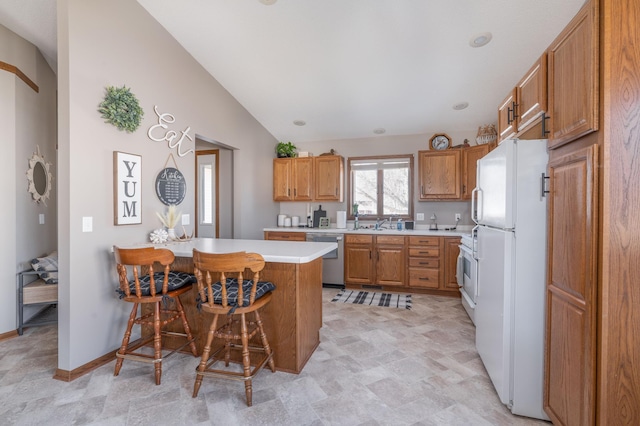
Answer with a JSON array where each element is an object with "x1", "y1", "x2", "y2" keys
[
  {"x1": 344, "y1": 234, "x2": 374, "y2": 284},
  {"x1": 344, "y1": 234, "x2": 405, "y2": 287},
  {"x1": 345, "y1": 233, "x2": 461, "y2": 296},
  {"x1": 374, "y1": 236, "x2": 406, "y2": 287},
  {"x1": 264, "y1": 231, "x2": 306, "y2": 241},
  {"x1": 408, "y1": 236, "x2": 441, "y2": 289},
  {"x1": 443, "y1": 237, "x2": 461, "y2": 290}
]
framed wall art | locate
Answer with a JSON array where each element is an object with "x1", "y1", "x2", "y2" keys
[{"x1": 113, "y1": 151, "x2": 142, "y2": 225}]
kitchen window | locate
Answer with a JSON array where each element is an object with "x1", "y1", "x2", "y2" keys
[{"x1": 347, "y1": 155, "x2": 414, "y2": 220}]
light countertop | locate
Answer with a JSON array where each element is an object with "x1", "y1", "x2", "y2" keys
[
  {"x1": 133, "y1": 237, "x2": 337, "y2": 264},
  {"x1": 264, "y1": 226, "x2": 471, "y2": 238}
]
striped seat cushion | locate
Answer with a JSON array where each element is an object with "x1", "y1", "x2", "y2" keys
[
  {"x1": 199, "y1": 278, "x2": 275, "y2": 307},
  {"x1": 116, "y1": 271, "x2": 196, "y2": 298}
]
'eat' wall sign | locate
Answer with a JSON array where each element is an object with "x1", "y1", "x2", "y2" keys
[
  {"x1": 147, "y1": 105, "x2": 195, "y2": 157},
  {"x1": 114, "y1": 151, "x2": 142, "y2": 225}
]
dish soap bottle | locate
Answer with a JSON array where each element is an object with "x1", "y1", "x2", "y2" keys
[{"x1": 397, "y1": 218, "x2": 403, "y2": 231}]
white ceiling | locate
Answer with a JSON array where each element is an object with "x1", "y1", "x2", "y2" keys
[{"x1": 0, "y1": 0, "x2": 585, "y2": 143}]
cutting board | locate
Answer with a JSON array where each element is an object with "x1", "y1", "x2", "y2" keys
[{"x1": 312, "y1": 205, "x2": 326, "y2": 228}]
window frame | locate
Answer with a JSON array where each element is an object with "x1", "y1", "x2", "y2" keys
[{"x1": 347, "y1": 154, "x2": 414, "y2": 220}]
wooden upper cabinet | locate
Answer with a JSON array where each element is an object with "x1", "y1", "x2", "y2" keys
[
  {"x1": 418, "y1": 150, "x2": 461, "y2": 200},
  {"x1": 273, "y1": 158, "x2": 293, "y2": 201},
  {"x1": 498, "y1": 54, "x2": 549, "y2": 142},
  {"x1": 517, "y1": 53, "x2": 548, "y2": 134},
  {"x1": 498, "y1": 89, "x2": 517, "y2": 141},
  {"x1": 273, "y1": 157, "x2": 313, "y2": 201},
  {"x1": 292, "y1": 157, "x2": 313, "y2": 201},
  {"x1": 461, "y1": 144, "x2": 489, "y2": 199},
  {"x1": 314, "y1": 155, "x2": 344, "y2": 202},
  {"x1": 547, "y1": 0, "x2": 599, "y2": 149}
]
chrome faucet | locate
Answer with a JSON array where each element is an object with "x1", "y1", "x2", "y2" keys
[{"x1": 376, "y1": 217, "x2": 393, "y2": 229}]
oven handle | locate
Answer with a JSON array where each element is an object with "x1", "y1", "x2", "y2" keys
[{"x1": 456, "y1": 249, "x2": 464, "y2": 288}]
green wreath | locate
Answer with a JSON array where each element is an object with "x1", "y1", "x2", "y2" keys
[{"x1": 98, "y1": 85, "x2": 144, "y2": 133}]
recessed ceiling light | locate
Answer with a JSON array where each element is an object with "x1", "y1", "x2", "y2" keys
[
  {"x1": 469, "y1": 32, "x2": 492, "y2": 48},
  {"x1": 259, "y1": 0, "x2": 277, "y2": 5},
  {"x1": 453, "y1": 102, "x2": 469, "y2": 110},
  {"x1": 293, "y1": 120, "x2": 306, "y2": 126},
  {"x1": 373, "y1": 128, "x2": 386, "y2": 135}
]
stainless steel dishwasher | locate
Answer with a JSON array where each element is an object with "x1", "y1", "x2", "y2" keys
[{"x1": 306, "y1": 233, "x2": 344, "y2": 286}]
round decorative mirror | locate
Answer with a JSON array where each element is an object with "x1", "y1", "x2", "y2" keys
[{"x1": 26, "y1": 146, "x2": 53, "y2": 205}]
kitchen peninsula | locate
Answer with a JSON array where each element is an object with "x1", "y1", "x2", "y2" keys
[{"x1": 145, "y1": 238, "x2": 336, "y2": 374}]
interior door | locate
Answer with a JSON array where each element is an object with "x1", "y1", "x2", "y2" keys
[{"x1": 196, "y1": 150, "x2": 219, "y2": 238}]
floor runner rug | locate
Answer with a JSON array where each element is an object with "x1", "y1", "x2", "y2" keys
[{"x1": 331, "y1": 290, "x2": 412, "y2": 310}]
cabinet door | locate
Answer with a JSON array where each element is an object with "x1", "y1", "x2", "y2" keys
[
  {"x1": 418, "y1": 150, "x2": 461, "y2": 200},
  {"x1": 461, "y1": 145, "x2": 489, "y2": 199},
  {"x1": 547, "y1": 0, "x2": 599, "y2": 149},
  {"x1": 344, "y1": 244, "x2": 373, "y2": 284},
  {"x1": 293, "y1": 157, "x2": 314, "y2": 201},
  {"x1": 498, "y1": 89, "x2": 517, "y2": 141},
  {"x1": 544, "y1": 145, "x2": 598, "y2": 425},
  {"x1": 375, "y1": 245, "x2": 405, "y2": 286},
  {"x1": 273, "y1": 158, "x2": 292, "y2": 201},
  {"x1": 443, "y1": 237, "x2": 461, "y2": 290},
  {"x1": 314, "y1": 156, "x2": 343, "y2": 201},
  {"x1": 517, "y1": 54, "x2": 548, "y2": 134}
]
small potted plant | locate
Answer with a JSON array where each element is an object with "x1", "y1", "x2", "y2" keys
[{"x1": 276, "y1": 141, "x2": 297, "y2": 158}]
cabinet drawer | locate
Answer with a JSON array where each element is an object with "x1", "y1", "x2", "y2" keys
[
  {"x1": 408, "y1": 268, "x2": 440, "y2": 289},
  {"x1": 264, "y1": 231, "x2": 306, "y2": 241},
  {"x1": 408, "y1": 236, "x2": 440, "y2": 246},
  {"x1": 375, "y1": 235, "x2": 405, "y2": 245},
  {"x1": 345, "y1": 234, "x2": 373, "y2": 244},
  {"x1": 408, "y1": 247, "x2": 440, "y2": 257},
  {"x1": 409, "y1": 258, "x2": 439, "y2": 268}
]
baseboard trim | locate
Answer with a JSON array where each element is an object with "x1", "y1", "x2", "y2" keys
[
  {"x1": 0, "y1": 329, "x2": 19, "y2": 342},
  {"x1": 53, "y1": 347, "x2": 119, "y2": 382}
]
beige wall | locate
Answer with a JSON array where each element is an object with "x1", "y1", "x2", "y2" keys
[
  {"x1": 0, "y1": 25, "x2": 58, "y2": 333},
  {"x1": 280, "y1": 131, "x2": 481, "y2": 228},
  {"x1": 57, "y1": 0, "x2": 277, "y2": 370}
]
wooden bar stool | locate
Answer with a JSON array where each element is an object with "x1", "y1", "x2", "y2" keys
[
  {"x1": 113, "y1": 246, "x2": 198, "y2": 385},
  {"x1": 192, "y1": 250, "x2": 276, "y2": 406}
]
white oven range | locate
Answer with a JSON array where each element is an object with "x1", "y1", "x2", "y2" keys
[{"x1": 456, "y1": 232, "x2": 478, "y2": 324}]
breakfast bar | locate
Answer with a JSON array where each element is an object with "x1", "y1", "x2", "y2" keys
[{"x1": 151, "y1": 238, "x2": 336, "y2": 374}]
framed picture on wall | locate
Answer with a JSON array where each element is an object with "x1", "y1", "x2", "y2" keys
[{"x1": 113, "y1": 151, "x2": 142, "y2": 225}]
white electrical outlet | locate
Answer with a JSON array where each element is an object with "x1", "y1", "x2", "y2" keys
[
  {"x1": 182, "y1": 214, "x2": 190, "y2": 225},
  {"x1": 455, "y1": 213, "x2": 461, "y2": 221},
  {"x1": 39, "y1": 214, "x2": 45, "y2": 224},
  {"x1": 416, "y1": 213, "x2": 425, "y2": 221}
]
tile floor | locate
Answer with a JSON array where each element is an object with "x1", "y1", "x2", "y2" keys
[{"x1": 0, "y1": 289, "x2": 550, "y2": 425}]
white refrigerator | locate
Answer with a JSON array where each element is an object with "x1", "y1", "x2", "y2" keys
[{"x1": 472, "y1": 139, "x2": 549, "y2": 420}]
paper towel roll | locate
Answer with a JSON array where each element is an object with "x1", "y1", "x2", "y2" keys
[{"x1": 336, "y1": 211, "x2": 347, "y2": 229}]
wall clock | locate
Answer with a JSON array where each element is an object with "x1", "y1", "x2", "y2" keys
[{"x1": 429, "y1": 133, "x2": 452, "y2": 151}]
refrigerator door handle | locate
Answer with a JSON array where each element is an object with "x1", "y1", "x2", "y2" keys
[
  {"x1": 476, "y1": 188, "x2": 484, "y2": 222},
  {"x1": 471, "y1": 187, "x2": 479, "y2": 224}
]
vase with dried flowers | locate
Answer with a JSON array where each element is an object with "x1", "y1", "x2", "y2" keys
[{"x1": 156, "y1": 204, "x2": 182, "y2": 240}]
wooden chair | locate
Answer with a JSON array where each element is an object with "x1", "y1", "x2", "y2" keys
[
  {"x1": 192, "y1": 250, "x2": 276, "y2": 406},
  {"x1": 113, "y1": 246, "x2": 198, "y2": 385}
]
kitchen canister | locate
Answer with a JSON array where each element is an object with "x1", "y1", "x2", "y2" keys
[
  {"x1": 291, "y1": 216, "x2": 300, "y2": 227},
  {"x1": 277, "y1": 214, "x2": 286, "y2": 227},
  {"x1": 284, "y1": 217, "x2": 292, "y2": 227},
  {"x1": 336, "y1": 211, "x2": 347, "y2": 229}
]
